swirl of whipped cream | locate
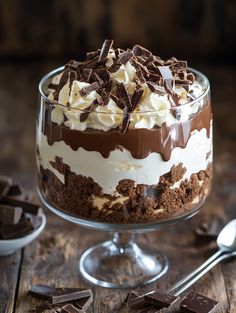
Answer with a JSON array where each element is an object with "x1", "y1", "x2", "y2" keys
[{"x1": 48, "y1": 51, "x2": 204, "y2": 131}]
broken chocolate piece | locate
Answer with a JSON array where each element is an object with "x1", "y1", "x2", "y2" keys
[
  {"x1": 131, "y1": 88, "x2": 143, "y2": 112},
  {"x1": 128, "y1": 295, "x2": 155, "y2": 311},
  {"x1": 118, "y1": 50, "x2": 133, "y2": 64},
  {"x1": 146, "y1": 81, "x2": 165, "y2": 95},
  {"x1": 132, "y1": 45, "x2": 152, "y2": 57},
  {"x1": 0, "y1": 216, "x2": 34, "y2": 239},
  {"x1": 117, "y1": 83, "x2": 131, "y2": 109},
  {"x1": 73, "y1": 294, "x2": 93, "y2": 311},
  {"x1": 0, "y1": 176, "x2": 12, "y2": 199},
  {"x1": 7, "y1": 184, "x2": 23, "y2": 198},
  {"x1": 80, "y1": 100, "x2": 98, "y2": 122},
  {"x1": 98, "y1": 39, "x2": 114, "y2": 63},
  {"x1": 0, "y1": 204, "x2": 22, "y2": 224},
  {"x1": 1, "y1": 197, "x2": 41, "y2": 215},
  {"x1": 145, "y1": 290, "x2": 177, "y2": 308},
  {"x1": 121, "y1": 107, "x2": 131, "y2": 133},
  {"x1": 79, "y1": 82, "x2": 100, "y2": 97},
  {"x1": 180, "y1": 291, "x2": 219, "y2": 313},
  {"x1": 29, "y1": 285, "x2": 93, "y2": 305}
]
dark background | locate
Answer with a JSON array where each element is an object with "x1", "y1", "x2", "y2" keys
[{"x1": 1, "y1": 0, "x2": 236, "y2": 65}]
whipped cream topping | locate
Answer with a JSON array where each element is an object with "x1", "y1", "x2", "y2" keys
[
  {"x1": 46, "y1": 40, "x2": 205, "y2": 132},
  {"x1": 48, "y1": 65, "x2": 204, "y2": 131}
]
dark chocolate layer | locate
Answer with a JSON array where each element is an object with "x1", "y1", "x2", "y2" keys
[{"x1": 41, "y1": 101, "x2": 212, "y2": 161}]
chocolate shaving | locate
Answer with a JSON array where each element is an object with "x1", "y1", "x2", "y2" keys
[
  {"x1": 187, "y1": 72, "x2": 195, "y2": 83},
  {"x1": 146, "y1": 81, "x2": 165, "y2": 95},
  {"x1": 86, "y1": 50, "x2": 99, "y2": 59},
  {"x1": 131, "y1": 88, "x2": 144, "y2": 111},
  {"x1": 66, "y1": 60, "x2": 80, "y2": 71},
  {"x1": 175, "y1": 79, "x2": 191, "y2": 85},
  {"x1": 98, "y1": 39, "x2": 114, "y2": 63},
  {"x1": 121, "y1": 106, "x2": 131, "y2": 133},
  {"x1": 83, "y1": 68, "x2": 92, "y2": 83},
  {"x1": 132, "y1": 45, "x2": 152, "y2": 57},
  {"x1": 110, "y1": 94, "x2": 122, "y2": 108},
  {"x1": 54, "y1": 69, "x2": 70, "y2": 101},
  {"x1": 79, "y1": 82, "x2": 100, "y2": 97},
  {"x1": 118, "y1": 50, "x2": 134, "y2": 64},
  {"x1": 148, "y1": 73, "x2": 163, "y2": 84},
  {"x1": 117, "y1": 83, "x2": 131, "y2": 109},
  {"x1": 80, "y1": 100, "x2": 98, "y2": 122}
]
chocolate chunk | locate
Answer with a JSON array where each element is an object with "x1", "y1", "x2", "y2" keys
[
  {"x1": 145, "y1": 290, "x2": 177, "y2": 308},
  {"x1": 61, "y1": 304, "x2": 84, "y2": 313},
  {"x1": 132, "y1": 45, "x2": 152, "y2": 57},
  {"x1": 66, "y1": 60, "x2": 80, "y2": 71},
  {"x1": 54, "y1": 69, "x2": 70, "y2": 101},
  {"x1": 79, "y1": 82, "x2": 100, "y2": 97},
  {"x1": 128, "y1": 295, "x2": 154, "y2": 310},
  {"x1": 7, "y1": 184, "x2": 23, "y2": 197},
  {"x1": 29, "y1": 285, "x2": 93, "y2": 305},
  {"x1": 1, "y1": 197, "x2": 41, "y2": 215},
  {"x1": 73, "y1": 294, "x2": 93, "y2": 310},
  {"x1": 0, "y1": 176, "x2": 12, "y2": 199},
  {"x1": 0, "y1": 204, "x2": 22, "y2": 224},
  {"x1": 121, "y1": 107, "x2": 131, "y2": 133},
  {"x1": 96, "y1": 68, "x2": 110, "y2": 83},
  {"x1": 30, "y1": 303, "x2": 56, "y2": 313},
  {"x1": 131, "y1": 88, "x2": 143, "y2": 111},
  {"x1": 83, "y1": 68, "x2": 92, "y2": 83},
  {"x1": 117, "y1": 83, "x2": 131, "y2": 109},
  {"x1": 118, "y1": 50, "x2": 134, "y2": 64},
  {"x1": 180, "y1": 291, "x2": 219, "y2": 313},
  {"x1": 148, "y1": 73, "x2": 163, "y2": 85},
  {"x1": 98, "y1": 39, "x2": 114, "y2": 63},
  {"x1": 146, "y1": 82, "x2": 165, "y2": 95},
  {"x1": 0, "y1": 216, "x2": 34, "y2": 239},
  {"x1": 80, "y1": 100, "x2": 98, "y2": 122}
]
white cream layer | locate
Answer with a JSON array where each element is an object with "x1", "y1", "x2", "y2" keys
[{"x1": 37, "y1": 124, "x2": 212, "y2": 195}]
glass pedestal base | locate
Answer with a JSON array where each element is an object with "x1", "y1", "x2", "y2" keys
[
  {"x1": 38, "y1": 189, "x2": 201, "y2": 289},
  {"x1": 79, "y1": 233, "x2": 168, "y2": 288}
]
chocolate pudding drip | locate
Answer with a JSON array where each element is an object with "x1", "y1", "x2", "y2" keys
[{"x1": 41, "y1": 101, "x2": 212, "y2": 161}]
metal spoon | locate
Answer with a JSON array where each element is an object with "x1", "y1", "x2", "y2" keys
[
  {"x1": 135, "y1": 219, "x2": 236, "y2": 302},
  {"x1": 167, "y1": 219, "x2": 236, "y2": 296}
]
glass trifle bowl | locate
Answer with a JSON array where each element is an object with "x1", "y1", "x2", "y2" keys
[{"x1": 36, "y1": 40, "x2": 212, "y2": 288}]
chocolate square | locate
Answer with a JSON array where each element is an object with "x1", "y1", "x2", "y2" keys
[{"x1": 180, "y1": 291, "x2": 219, "y2": 313}]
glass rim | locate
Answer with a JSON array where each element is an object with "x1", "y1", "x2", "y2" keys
[{"x1": 38, "y1": 66, "x2": 210, "y2": 115}]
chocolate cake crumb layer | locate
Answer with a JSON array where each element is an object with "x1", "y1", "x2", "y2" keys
[{"x1": 38, "y1": 158, "x2": 212, "y2": 223}]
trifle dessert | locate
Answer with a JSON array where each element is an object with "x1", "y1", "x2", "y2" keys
[{"x1": 37, "y1": 40, "x2": 212, "y2": 223}]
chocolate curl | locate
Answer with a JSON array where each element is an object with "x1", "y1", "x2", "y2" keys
[
  {"x1": 80, "y1": 100, "x2": 98, "y2": 122},
  {"x1": 98, "y1": 39, "x2": 114, "y2": 63}
]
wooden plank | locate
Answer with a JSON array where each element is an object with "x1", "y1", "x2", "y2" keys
[
  {"x1": 0, "y1": 250, "x2": 22, "y2": 313},
  {"x1": 14, "y1": 213, "x2": 98, "y2": 313}
]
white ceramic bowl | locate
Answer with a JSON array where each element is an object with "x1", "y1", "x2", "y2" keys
[{"x1": 0, "y1": 213, "x2": 46, "y2": 256}]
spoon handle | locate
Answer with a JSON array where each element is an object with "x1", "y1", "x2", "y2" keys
[
  {"x1": 170, "y1": 251, "x2": 236, "y2": 297},
  {"x1": 167, "y1": 249, "x2": 223, "y2": 295}
]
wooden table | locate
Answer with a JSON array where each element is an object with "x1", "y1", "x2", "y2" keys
[{"x1": 0, "y1": 63, "x2": 235, "y2": 313}]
